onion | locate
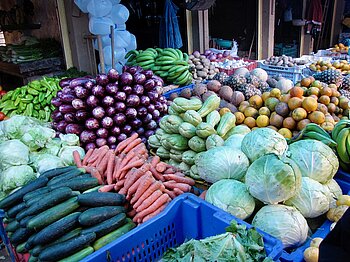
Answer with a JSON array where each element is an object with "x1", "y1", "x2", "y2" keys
[
  {"x1": 204, "y1": 50, "x2": 212, "y2": 56},
  {"x1": 209, "y1": 54, "x2": 217, "y2": 62}
]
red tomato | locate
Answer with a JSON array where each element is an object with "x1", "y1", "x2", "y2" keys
[{"x1": 0, "y1": 112, "x2": 5, "y2": 121}]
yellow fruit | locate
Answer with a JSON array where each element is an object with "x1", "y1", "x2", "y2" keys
[
  {"x1": 288, "y1": 97, "x2": 302, "y2": 110},
  {"x1": 244, "y1": 107, "x2": 259, "y2": 118},
  {"x1": 292, "y1": 108, "x2": 307, "y2": 121},
  {"x1": 249, "y1": 95, "x2": 263, "y2": 109},
  {"x1": 267, "y1": 125, "x2": 278, "y2": 131},
  {"x1": 303, "y1": 247, "x2": 319, "y2": 262},
  {"x1": 321, "y1": 122, "x2": 334, "y2": 132},
  {"x1": 307, "y1": 87, "x2": 320, "y2": 96},
  {"x1": 301, "y1": 78, "x2": 312, "y2": 87},
  {"x1": 270, "y1": 88, "x2": 281, "y2": 98},
  {"x1": 336, "y1": 195, "x2": 350, "y2": 206},
  {"x1": 244, "y1": 117, "x2": 256, "y2": 128},
  {"x1": 278, "y1": 128, "x2": 292, "y2": 139},
  {"x1": 317, "y1": 103, "x2": 329, "y2": 114},
  {"x1": 320, "y1": 87, "x2": 333, "y2": 96},
  {"x1": 330, "y1": 97, "x2": 339, "y2": 105},
  {"x1": 311, "y1": 80, "x2": 322, "y2": 88},
  {"x1": 283, "y1": 117, "x2": 296, "y2": 130},
  {"x1": 302, "y1": 97, "x2": 318, "y2": 112},
  {"x1": 327, "y1": 103, "x2": 337, "y2": 113},
  {"x1": 239, "y1": 101, "x2": 250, "y2": 112},
  {"x1": 310, "y1": 238, "x2": 323, "y2": 248},
  {"x1": 256, "y1": 115, "x2": 269, "y2": 127},
  {"x1": 318, "y1": 95, "x2": 330, "y2": 105},
  {"x1": 308, "y1": 111, "x2": 325, "y2": 124},
  {"x1": 297, "y1": 119, "x2": 311, "y2": 130},
  {"x1": 325, "y1": 114, "x2": 335, "y2": 124},
  {"x1": 339, "y1": 97, "x2": 350, "y2": 109},
  {"x1": 258, "y1": 107, "x2": 271, "y2": 116},
  {"x1": 234, "y1": 112, "x2": 245, "y2": 124},
  {"x1": 261, "y1": 92, "x2": 270, "y2": 102},
  {"x1": 219, "y1": 108, "x2": 231, "y2": 116}
]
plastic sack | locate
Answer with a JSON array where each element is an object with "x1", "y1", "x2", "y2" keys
[
  {"x1": 89, "y1": 16, "x2": 114, "y2": 35},
  {"x1": 127, "y1": 33, "x2": 137, "y2": 51},
  {"x1": 114, "y1": 30, "x2": 131, "y2": 48},
  {"x1": 87, "y1": 0, "x2": 112, "y2": 18},
  {"x1": 110, "y1": 4, "x2": 129, "y2": 24},
  {"x1": 103, "y1": 46, "x2": 126, "y2": 65}
]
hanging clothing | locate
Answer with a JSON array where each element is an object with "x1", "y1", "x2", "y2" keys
[{"x1": 306, "y1": 0, "x2": 323, "y2": 34}]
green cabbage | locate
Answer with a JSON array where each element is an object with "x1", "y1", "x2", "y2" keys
[
  {"x1": 0, "y1": 165, "x2": 36, "y2": 193},
  {"x1": 58, "y1": 146, "x2": 85, "y2": 166},
  {"x1": 0, "y1": 140, "x2": 29, "y2": 170},
  {"x1": 241, "y1": 128, "x2": 287, "y2": 162},
  {"x1": 30, "y1": 152, "x2": 65, "y2": 174},
  {"x1": 206, "y1": 179, "x2": 255, "y2": 220},
  {"x1": 59, "y1": 134, "x2": 80, "y2": 146},
  {"x1": 20, "y1": 126, "x2": 56, "y2": 151},
  {"x1": 223, "y1": 134, "x2": 245, "y2": 150},
  {"x1": 288, "y1": 140, "x2": 339, "y2": 184},
  {"x1": 245, "y1": 154, "x2": 301, "y2": 204},
  {"x1": 323, "y1": 179, "x2": 343, "y2": 208},
  {"x1": 252, "y1": 204, "x2": 308, "y2": 248},
  {"x1": 285, "y1": 177, "x2": 331, "y2": 218},
  {"x1": 41, "y1": 138, "x2": 62, "y2": 156},
  {"x1": 195, "y1": 146, "x2": 249, "y2": 183}
]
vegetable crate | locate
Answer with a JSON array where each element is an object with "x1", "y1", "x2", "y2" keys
[
  {"x1": 280, "y1": 178, "x2": 350, "y2": 262},
  {"x1": 218, "y1": 58, "x2": 258, "y2": 76},
  {"x1": 335, "y1": 168, "x2": 350, "y2": 183},
  {"x1": 81, "y1": 193, "x2": 283, "y2": 262},
  {"x1": 258, "y1": 62, "x2": 305, "y2": 83},
  {"x1": 163, "y1": 84, "x2": 195, "y2": 99}
]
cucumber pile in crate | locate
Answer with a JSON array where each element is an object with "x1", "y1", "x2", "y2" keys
[{"x1": 0, "y1": 166, "x2": 135, "y2": 262}]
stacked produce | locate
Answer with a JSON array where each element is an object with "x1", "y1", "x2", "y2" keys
[
  {"x1": 0, "y1": 77, "x2": 60, "y2": 121},
  {"x1": 149, "y1": 94, "x2": 238, "y2": 179},
  {"x1": 339, "y1": 74, "x2": 350, "y2": 99},
  {"x1": 309, "y1": 60, "x2": 350, "y2": 74},
  {"x1": 303, "y1": 238, "x2": 323, "y2": 262},
  {"x1": 263, "y1": 55, "x2": 307, "y2": 67},
  {"x1": 76, "y1": 134, "x2": 195, "y2": 223},
  {"x1": 0, "y1": 116, "x2": 85, "y2": 201},
  {"x1": 195, "y1": 127, "x2": 343, "y2": 249},
  {"x1": 50, "y1": 67, "x2": 168, "y2": 150},
  {"x1": 125, "y1": 48, "x2": 192, "y2": 86},
  {"x1": 188, "y1": 52, "x2": 219, "y2": 81},
  {"x1": 192, "y1": 49, "x2": 231, "y2": 62},
  {"x1": 331, "y1": 119, "x2": 350, "y2": 171},
  {"x1": 313, "y1": 69, "x2": 344, "y2": 86},
  {"x1": 0, "y1": 166, "x2": 135, "y2": 261},
  {"x1": 211, "y1": 58, "x2": 253, "y2": 74},
  {"x1": 330, "y1": 43, "x2": 349, "y2": 54}
]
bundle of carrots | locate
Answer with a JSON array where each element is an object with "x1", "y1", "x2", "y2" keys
[{"x1": 73, "y1": 133, "x2": 195, "y2": 223}]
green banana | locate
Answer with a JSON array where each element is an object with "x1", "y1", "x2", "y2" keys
[
  {"x1": 161, "y1": 50, "x2": 178, "y2": 60},
  {"x1": 175, "y1": 49, "x2": 183, "y2": 60},
  {"x1": 304, "y1": 123, "x2": 331, "y2": 138},
  {"x1": 332, "y1": 120, "x2": 350, "y2": 140},
  {"x1": 136, "y1": 55, "x2": 154, "y2": 63},
  {"x1": 183, "y1": 53, "x2": 189, "y2": 62},
  {"x1": 336, "y1": 128, "x2": 350, "y2": 164}
]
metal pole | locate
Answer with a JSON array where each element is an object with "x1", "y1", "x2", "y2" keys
[{"x1": 111, "y1": 25, "x2": 115, "y2": 69}]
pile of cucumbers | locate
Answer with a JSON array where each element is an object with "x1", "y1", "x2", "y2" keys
[
  {"x1": 125, "y1": 48, "x2": 193, "y2": 86},
  {"x1": 0, "y1": 166, "x2": 135, "y2": 262}
]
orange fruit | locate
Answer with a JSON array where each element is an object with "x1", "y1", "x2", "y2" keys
[
  {"x1": 256, "y1": 115, "x2": 270, "y2": 127},
  {"x1": 307, "y1": 87, "x2": 320, "y2": 96},
  {"x1": 302, "y1": 97, "x2": 318, "y2": 112},
  {"x1": 290, "y1": 86, "x2": 304, "y2": 98},
  {"x1": 309, "y1": 94, "x2": 319, "y2": 100},
  {"x1": 238, "y1": 101, "x2": 250, "y2": 113},
  {"x1": 297, "y1": 119, "x2": 311, "y2": 130},
  {"x1": 244, "y1": 107, "x2": 259, "y2": 118},
  {"x1": 327, "y1": 103, "x2": 336, "y2": 114},
  {"x1": 317, "y1": 103, "x2": 328, "y2": 114},
  {"x1": 321, "y1": 122, "x2": 334, "y2": 132},
  {"x1": 301, "y1": 78, "x2": 312, "y2": 87},
  {"x1": 330, "y1": 97, "x2": 339, "y2": 105},
  {"x1": 292, "y1": 108, "x2": 307, "y2": 121},
  {"x1": 308, "y1": 111, "x2": 325, "y2": 124},
  {"x1": 258, "y1": 107, "x2": 271, "y2": 116},
  {"x1": 278, "y1": 128, "x2": 293, "y2": 139},
  {"x1": 280, "y1": 94, "x2": 291, "y2": 103},
  {"x1": 288, "y1": 97, "x2": 302, "y2": 110},
  {"x1": 318, "y1": 95, "x2": 331, "y2": 105},
  {"x1": 270, "y1": 112, "x2": 284, "y2": 128},
  {"x1": 261, "y1": 92, "x2": 270, "y2": 102},
  {"x1": 320, "y1": 87, "x2": 333, "y2": 96},
  {"x1": 249, "y1": 95, "x2": 263, "y2": 109},
  {"x1": 331, "y1": 88, "x2": 341, "y2": 97},
  {"x1": 244, "y1": 117, "x2": 256, "y2": 128},
  {"x1": 325, "y1": 114, "x2": 335, "y2": 124},
  {"x1": 234, "y1": 112, "x2": 245, "y2": 124},
  {"x1": 283, "y1": 117, "x2": 296, "y2": 130}
]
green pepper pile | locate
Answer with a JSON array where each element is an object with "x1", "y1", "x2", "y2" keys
[
  {"x1": 148, "y1": 94, "x2": 237, "y2": 180},
  {"x1": 0, "y1": 77, "x2": 60, "y2": 121}
]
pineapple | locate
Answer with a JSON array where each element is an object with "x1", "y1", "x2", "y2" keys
[
  {"x1": 258, "y1": 80, "x2": 271, "y2": 93},
  {"x1": 245, "y1": 74, "x2": 260, "y2": 87},
  {"x1": 340, "y1": 89, "x2": 350, "y2": 99},
  {"x1": 213, "y1": 72, "x2": 229, "y2": 83},
  {"x1": 224, "y1": 75, "x2": 246, "y2": 88},
  {"x1": 341, "y1": 74, "x2": 350, "y2": 91},
  {"x1": 236, "y1": 84, "x2": 262, "y2": 99},
  {"x1": 314, "y1": 69, "x2": 343, "y2": 86}
]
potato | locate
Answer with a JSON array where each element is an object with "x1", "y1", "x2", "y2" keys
[
  {"x1": 303, "y1": 247, "x2": 319, "y2": 262},
  {"x1": 196, "y1": 64, "x2": 204, "y2": 70},
  {"x1": 219, "y1": 85, "x2": 233, "y2": 101},
  {"x1": 310, "y1": 238, "x2": 323, "y2": 248},
  {"x1": 197, "y1": 71, "x2": 208, "y2": 78}
]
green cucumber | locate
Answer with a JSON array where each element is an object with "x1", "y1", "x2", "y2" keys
[
  {"x1": 83, "y1": 185, "x2": 102, "y2": 193},
  {"x1": 0, "y1": 176, "x2": 48, "y2": 210},
  {"x1": 47, "y1": 168, "x2": 86, "y2": 186},
  {"x1": 5, "y1": 220, "x2": 19, "y2": 232},
  {"x1": 79, "y1": 206, "x2": 126, "y2": 226},
  {"x1": 76, "y1": 206, "x2": 90, "y2": 212},
  {"x1": 58, "y1": 246, "x2": 94, "y2": 262},
  {"x1": 26, "y1": 234, "x2": 38, "y2": 250},
  {"x1": 28, "y1": 255, "x2": 38, "y2": 262},
  {"x1": 10, "y1": 227, "x2": 34, "y2": 245},
  {"x1": 25, "y1": 191, "x2": 51, "y2": 206},
  {"x1": 49, "y1": 177, "x2": 99, "y2": 192},
  {"x1": 93, "y1": 220, "x2": 136, "y2": 250},
  {"x1": 81, "y1": 213, "x2": 126, "y2": 238},
  {"x1": 16, "y1": 242, "x2": 28, "y2": 254},
  {"x1": 40, "y1": 166, "x2": 78, "y2": 179},
  {"x1": 27, "y1": 197, "x2": 80, "y2": 230},
  {"x1": 77, "y1": 192, "x2": 125, "y2": 207},
  {"x1": 23, "y1": 187, "x2": 50, "y2": 202},
  {"x1": 39, "y1": 233, "x2": 96, "y2": 261},
  {"x1": 16, "y1": 187, "x2": 73, "y2": 221},
  {"x1": 7, "y1": 202, "x2": 26, "y2": 218},
  {"x1": 20, "y1": 215, "x2": 35, "y2": 227},
  {"x1": 32, "y1": 212, "x2": 81, "y2": 245}
]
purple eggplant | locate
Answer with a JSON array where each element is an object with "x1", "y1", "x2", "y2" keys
[
  {"x1": 121, "y1": 85, "x2": 132, "y2": 95},
  {"x1": 96, "y1": 138, "x2": 107, "y2": 147},
  {"x1": 143, "y1": 70, "x2": 154, "y2": 79},
  {"x1": 86, "y1": 95, "x2": 99, "y2": 107},
  {"x1": 107, "y1": 136, "x2": 117, "y2": 145},
  {"x1": 62, "y1": 87, "x2": 74, "y2": 95},
  {"x1": 136, "y1": 127, "x2": 145, "y2": 135},
  {"x1": 113, "y1": 113, "x2": 126, "y2": 125},
  {"x1": 117, "y1": 133, "x2": 127, "y2": 142},
  {"x1": 92, "y1": 106, "x2": 105, "y2": 119},
  {"x1": 85, "y1": 142, "x2": 96, "y2": 151},
  {"x1": 92, "y1": 85, "x2": 105, "y2": 97},
  {"x1": 147, "y1": 120, "x2": 157, "y2": 130},
  {"x1": 144, "y1": 79, "x2": 155, "y2": 91},
  {"x1": 111, "y1": 126, "x2": 121, "y2": 136},
  {"x1": 96, "y1": 128, "x2": 109, "y2": 138},
  {"x1": 106, "y1": 106, "x2": 117, "y2": 116},
  {"x1": 159, "y1": 96, "x2": 166, "y2": 103},
  {"x1": 51, "y1": 110, "x2": 63, "y2": 121},
  {"x1": 115, "y1": 91, "x2": 126, "y2": 102},
  {"x1": 129, "y1": 118, "x2": 142, "y2": 128},
  {"x1": 84, "y1": 80, "x2": 96, "y2": 90},
  {"x1": 75, "y1": 110, "x2": 88, "y2": 121},
  {"x1": 109, "y1": 144, "x2": 117, "y2": 150},
  {"x1": 152, "y1": 109, "x2": 160, "y2": 120},
  {"x1": 69, "y1": 77, "x2": 91, "y2": 88},
  {"x1": 148, "y1": 91, "x2": 159, "y2": 102},
  {"x1": 96, "y1": 74, "x2": 109, "y2": 86},
  {"x1": 80, "y1": 130, "x2": 97, "y2": 143},
  {"x1": 60, "y1": 94, "x2": 76, "y2": 103},
  {"x1": 51, "y1": 97, "x2": 62, "y2": 107},
  {"x1": 74, "y1": 86, "x2": 89, "y2": 99},
  {"x1": 125, "y1": 108, "x2": 137, "y2": 119},
  {"x1": 72, "y1": 99, "x2": 86, "y2": 110},
  {"x1": 147, "y1": 104, "x2": 155, "y2": 113},
  {"x1": 56, "y1": 91, "x2": 63, "y2": 98},
  {"x1": 140, "y1": 96, "x2": 151, "y2": 106},
  {"x1": 56, "y1": 120, "x2": 68, "y2": 132},
  {"x1": 59, "y1": 78, "x2": 73, "y2": 88},
  {"x1": 144, "y1": 130, "x2": 155, "y2": 138},
  {"x1": 153, "y1": 79, "x2": 163, "y2": 87},
  {"x1": 120, "y1": 72, "x2": 133, "y2": 86},
  {"x1": 140, "y1": 136, "x2": 148, "y2": 144},
  {"x1": 142, "y1": 113, "x2": 153, "y2": 124},
  {"x1": 59, "y1": 104, "x2": 75, "y2": 114},
  {"x1": 134, "y1": 73, "x2": 146, "y2": 84},
  {"x1": 101, "y1": 116, "x2": 114, "y2": 128},
  {"x1": 106, "y1": 83, "x2": 119, "y2": 95},
  {"x1": 132, "y1": 84, "x2": 144, "y2": 95},
  {"x1": 64, "y1": 113, "x2": 76, "y2": 123},
  {"x1": 85, "y1": 118, "x2": 99, "y2": 130},
  {"x1": 115, "y1": 102, "x2": 126, "y2": 112},
  {"x1": 122, "y1": 125, "x2": 132, "y2": 135},
  {"x1": 154, "y1": 102, "x2": 163, "y2": 111},
  {"x1": 65, "y1": 124, "x2": 83, "y2": 135},
  {"x1": 137, "y1": 106, "x2": 147, "y2": 117},
  {"x1": 126, "y1": 94, "x2": 140, "y2": 107},
  {"x1": 152, "y1": 75, "x2": 164, "y2": 85},
  {"x1": 102, "y1": 96, "x2": 115, "y2": 107},
  {"x1": 127, "y1": 66, "x2": 141, "y2": 75},
  {"x1": 107, "y1": 68, "x2": 119, "y2": 81}
]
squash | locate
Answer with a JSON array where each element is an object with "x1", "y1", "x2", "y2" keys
[
  {"x1": 206, "y1": 134, "x2": 224, "y2": 150},
  {"x1": 171, "y1": 97, "x2": 202, "y2": 113},
  {"x1": 156, "y1": 147, "x2": 170, "y2": 159},
  {"x1": 170, "y1": 149, "x2": 185, "y2": 162},
  {"x1": 183, "y1": 110, "x2": 202, "y2": 126},
  {"x1": 190, "y1": 165, "x2": 201, "y2": 180},
  {"x1": 179, "y1": 122, "x2": 197, "y2": 139},
  {"x1": 196, "y1": 122, "x2": 217, "y2": 138},
  {"x1": 188, "y1": 136, "x2": 206, "y2": 152},
  {"x1": 182, "y1": 150, "x2": 197, "y2": 165},
  {"x1": 217, "y1": 112, "x2": 236, "y2": 137},
  {"x1": 148, "y1": 135, "x2": 161, "y2": 149},
  {"x1": 206, "y1": 110, "x2": 221, "y2": 127},
  {"x1": 197, "y1": 94, "x2": 220, "y2": 118},
  {"x1": 159, "y1": 115, "x2": 183, "y2": 134},
  {"x1": 179, "y1": 162, "x2": 191, "y2": 175}
]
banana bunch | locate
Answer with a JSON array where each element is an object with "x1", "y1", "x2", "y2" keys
[
  {"x1": 288, "y1": 123, "x2": 337, "y2": 148},
  {"x1": 332, "y1": 119, "x2": 350, "y2": 171},
  {"x1": 125, "y1": 48, "x2": 192, "y2": 86}
]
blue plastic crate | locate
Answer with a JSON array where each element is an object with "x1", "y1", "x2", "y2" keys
[
  {"x1": 82, "y1": 193, "x2": 283, "y2": 262},
  {"x1": 335, "y1": 168, "x2": 350, "y2": 183},
  {"x1": 0, "y1": 210, "x2": 18, "y2": 262},
  {"x1": 163, "y1": 84, "x2": 195, "y2": 99},
  {"x1": 280, "y1": 178, "x2": 350, "y2": 262}
]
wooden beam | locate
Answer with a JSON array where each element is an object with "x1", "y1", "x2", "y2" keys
[
  {"x1": 330, "y1": 0, "x2": 345, "y2": 46},
  {"x1": 186, "y1": 10, "x2": 193, "y2": 54},
  {"x1": 203, "y1": 10, "x2": 209, "y2": 50},
  {"x1": 198, "y1": 11, "x2": 204, "y2": 53},
  {"x1": 258, "y1": 0, "x2": 275, "y2": 59}
]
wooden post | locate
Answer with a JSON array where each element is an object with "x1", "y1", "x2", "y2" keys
[
  {"x1": 97, "y1": 35, "x2": 105, "y2": 73},
  {"x1": 258, "y1": 0, "x2": 275, "y2": 59},
  {"x1": 111, "y1": 26, "x2": 115, "y2": 69},
  {"x1": 186, "y1": 10, "x2": 193, "y2": 54},
  {"x1": 330, "y1": 0, "x2": 345, "y2": 46}
]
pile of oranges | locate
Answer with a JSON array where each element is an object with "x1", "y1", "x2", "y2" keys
[
  {"x1": 330, "y1": 43, "x2": 349, "y2": 54},
  {"x1": 309, "y1": 60, "x2": 350, "y2": 74}
]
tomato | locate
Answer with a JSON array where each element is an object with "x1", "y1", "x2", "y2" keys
[
  {"x1": 0, "y1": 112, "x2": 5, "y2": 121},
  {"x1": 0, "y1": 90, "x2": 6, "y2": 96}
]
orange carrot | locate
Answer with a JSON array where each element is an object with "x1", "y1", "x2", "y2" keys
[
  {"x1": 123, "y1": 165, "x2": 150, "y2": 190},
  {"x1": 199, "y1": 190, "x2": 207, "y2": 200},
  {"x1": 126, "y1": 176, "x2": 142, "y2": 200},
  {"x1": 174, "y1": 172, "x2": 185, "y2": 177},
  {"x1": 131, "y1": 181, "x2": 164, "y2": 207},
  {"x1": 127, "y1": 209, "x2": 137, "y2": 217},
  {"x1": 164, "y1": 167, "x2": 179, "y2": 174},
  {"x1": 163, "y1": 182, "x2": 191, "y2": 192},
  {"x1": 116, "y1": 133, "x2": 138, "y2": 153},
  {"x1": 73, "y1": 150, "x2": 82, "y2": 168},
  {"x1": 142, "y1": 203, "x2": 168, "y2": 223},
  {"x1": 155, "y1": 162, "x2": 167, "y2": 173},
  {"x1": 134, "y1": 190, "x2": 163, "y2": 215},
  {"x1": 150, "y1": 156, "x2": 160, "y2": 167},
  {"x1": 119, "y1": 151, "x2": 136, "y2": 169},
  {"x1": 82, "y1": 149, "x2": 93, "y2": 166},
  {"x1": 131, "y1": 143, "x2": 146, "y2": 154},
  {"x1": 90, "y1": 167, "x2": 103, "y2": 184},
  {"x1": 106, "y1": 152, "x2": 116, "y2": 185},
  {"x1": 120, "y1": 158, "x2": 145, "y2": 173},
  {"x1": 88, "y1": 146, "x2": 108, "y2": 164},
  {"x1": 134, "y1": 193, "x2": 171, "y2": 220},
  {"x1": 113, "y1": 157, "x2": 121, "y2": 180},
  {"x1": 95, "y1": 150, "x2": 111, "y2": 175},
  {"x1": 131, "y1": 174, "x2": 155, "y2": 202},
  {"x1": 164, "y1": 189, "x2": 176, "y2": 199},
  {"x1": 150, "y1": 166, "x2": 165, "y2": 182},
  {"x1": 163, "y1": 174, "x2": 195, "y2": 185},
  {"x1": 91, "y1": 147, "x2": 109, "y2": 166},
  {"x1": 173, "y1": 188, "x2": 184, "y2": 196},
  {"x1": 98, "y1": 184, "x2": 115, "y2": 192},
  {"x1": 121, "y1": 138, "x2": 142, "y2": 155}
]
